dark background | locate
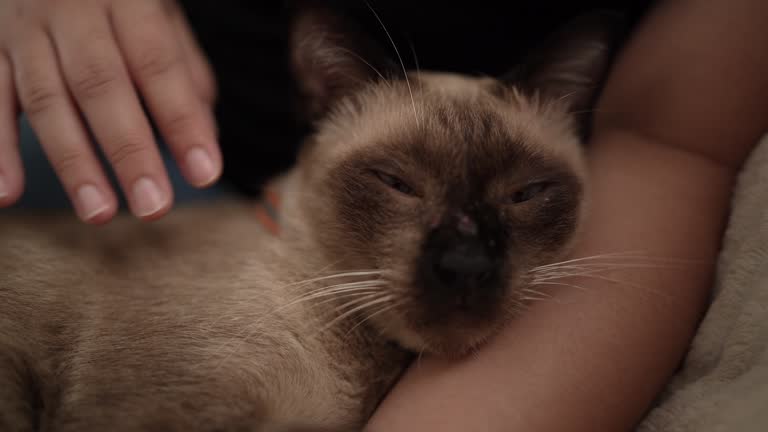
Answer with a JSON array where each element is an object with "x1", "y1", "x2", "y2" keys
[{"x1": 179, "y1": 0, "x2": 654, "y2": 197}]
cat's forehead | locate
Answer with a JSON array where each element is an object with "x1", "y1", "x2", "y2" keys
[
  {"x1": 316, "y1": 71, "x2": 584, "y2": 176},
  {"x1": 414, "y1": 72, "x2": 503, "y2": 100}
]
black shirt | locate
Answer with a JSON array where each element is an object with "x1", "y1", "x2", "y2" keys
[{"x1": 179, "y1": 1, "x2": 654, "y2": 195}]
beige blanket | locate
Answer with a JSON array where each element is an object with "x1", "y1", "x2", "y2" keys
[{"x1": 637, "y1": 133, "x2": 768, "y2": 432}]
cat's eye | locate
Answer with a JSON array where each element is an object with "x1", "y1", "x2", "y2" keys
[
  {"x1": 372, "y1": 170, "x2": 416, "y2": 196},
  {"x1": 511, "y1": 181, "x2": 552, "y2": 204}
]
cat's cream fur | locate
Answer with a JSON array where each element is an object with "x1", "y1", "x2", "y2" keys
[{"x1": 0, "y1": 6, "x2": 622, "y2": 431}]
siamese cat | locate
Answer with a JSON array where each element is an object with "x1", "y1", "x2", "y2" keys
[{"x1": 0, "y1": 6, "x2": 624, "y2": 432}]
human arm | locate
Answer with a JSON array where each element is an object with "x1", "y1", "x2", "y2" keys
[
  {"x1": 365, "y1": 0, "x2": 768, "y2": 430},
  {"x1": 0, "y1": 0, "x2": 221, "y2": 223}
]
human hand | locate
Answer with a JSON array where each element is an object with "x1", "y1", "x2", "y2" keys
[{"x1": 0, "y1": 0, "x2": 220, "y2": 223}]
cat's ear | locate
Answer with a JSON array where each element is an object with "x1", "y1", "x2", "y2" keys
[
  {"x1": 289, "y1": 4, "x2": 397, "y2": 121},
  {"x1": 505, "y1": 11, "x2": 626, "y2": 119}
]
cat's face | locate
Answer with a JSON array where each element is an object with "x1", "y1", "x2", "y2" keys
[{"x1": 289, "y1": 7, "x2": 619, "y2": 356}]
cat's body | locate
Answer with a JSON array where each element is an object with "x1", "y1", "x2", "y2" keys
[
  {"x1": 0, "y1": 189, "x2": 407, "y2": 431},
  {"x1": 0, "y1": 6, "x2": 625, "y2": 431}
]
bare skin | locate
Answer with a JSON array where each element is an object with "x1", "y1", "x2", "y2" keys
[
  {"x1": 0, "y1": 0, "x2": 220, "y2": 224},
  {"x1": 365, "y1": 0, "x2": 768, "y2": 430}
]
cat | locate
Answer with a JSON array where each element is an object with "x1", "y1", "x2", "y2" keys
[{"x1": 0, "y1": 5, "x2": 624, "y2": 431}]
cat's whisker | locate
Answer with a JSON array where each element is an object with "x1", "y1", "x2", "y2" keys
[
  {"x1": 556, "y1": 89, "x2": 580, "y2": 103},
  {"x1": 526, "y1": 252, "x2": 700, "y2": 297},
  {"x1": 333, "y1": 292, "x2": 393, "y2": 316},
  {"x1": 208, "y1": 279, "x2": 392, "y2": 371},
  {"x1": 317, "y1": 294, "x2": 395, "y2": 335},
  {"x1": 528, "y1": 269, "x2": 672, "y2": 300},
  {"x1": 529, "y1": 263, "x2": 682, "y2": 281},
  {"x1": 584, "y1": 273, "x2": 671, "y2": 299},
  {"x1": 416, "y1": 345, "x2": 427, "y2": 370},
  {"x1": 282, "y1": 259, "x2": 346, "y2": 285},
  {"x1": 285, "y1": 283, "x2": 388, "y2": 310},
  {"x1": 210, "y1": 291, "x2": 390, "y2": 372},
  {"x1": 567, "y1": 107, "x2": 627, "y2": 116},
  {"x1": 280, "y1": 276, "x2": 390, "y2": 314},
  {"x1": 519, "y1": 285, "x2": 564, "y2": 304},
  {"x1": 528, "y1": 280, "x2": 590, "y2": 292},
  {"x1": 533, "y1": 263, "x2": 675, "y2": 273},
  {"x1": 344, "y1": 300, "x2": 403, "y2": 338},
  {"x1": 530, "y1": 251, "x2": 652, "y2": 270},
  {"x1": 533, "y1": 259, "x2": 690, "y2": 270},
  {"x1": 307, "y1": 290, "x2": 389, "y2": 312},
  {"x1": 334, "y1": 47, "x2": 392, "y2": 88},
  {"x1": 268, "y1": 282, "x2": 390, "y2": 325},
  {"x1": 408, "y1": 40, "x2": 422, "y2": 84},
  {"x1": 365, "y1": 1, "x2": 420, "y2": 128},
  {"x1": 202, "y1": 265, "x2": 370, "y2": 337},
  {"x1": 325, "y1": 291, "x2": 385, "y2": 315},
  {"x1": 529, "y1": 251, "x2": 703, "y2": 274},
  {"x1": 520, "y1": 295, "x2": 561, "y2": 305},
  {"x1": 407, "y1": 39, "x2": 426, "y2": 123},
  {"x1": 549, "y1": 272, "x2": 671, "y2": 299},
  {"x1": 532, "y1": 260, "x2": 697, "y2": 273},
  {"x1": 520, "y1": 287, "x2": 554, "y2": 300},
  {"x1": 287, "y1": 279, "x2": 387, "y2": 300},
  {"x1": 470, "y1": 346, "x2": 482, "y2": 361},
  {"x1": 283, "y1": 270, "x2": 384, "y2": 289},
  {"x1": 505, "y1": 298, "x2": 530, "y2": 315}
]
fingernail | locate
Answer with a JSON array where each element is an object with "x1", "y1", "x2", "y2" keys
[
  {"x1": 185, "y1": 147, "x2": 218, "y2": 186},
  {"x1": 0, "y1": 175, "x2": 8, "y2": 200},
  {"x1": 132, "y1": 177, "x2": 167, "y2": 217},
  {"x1": 77, "y1": 184, "x2": 110, "y2": 220}
]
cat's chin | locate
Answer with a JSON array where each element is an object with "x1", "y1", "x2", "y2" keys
[{"x1": 377, "y1": 316, "x2": 504, "y2": 359}]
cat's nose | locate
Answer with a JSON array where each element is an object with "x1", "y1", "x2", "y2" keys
[
  {"x1": 420, "y1": 228, "x2": 503, "y2": 309},
  {"x1": 417, "y1": 205, "x2": 506, "y2": 312},
  {"x1": 433, "y1": 240, "x2": 495, "y2": 287}
]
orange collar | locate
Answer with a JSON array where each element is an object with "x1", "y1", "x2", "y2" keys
[{"x1": 253, "y1": 186, "x2": 281, "y2": 236}]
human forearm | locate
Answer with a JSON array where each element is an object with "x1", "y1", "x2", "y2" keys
[
  {"x1": 365, "y1": 0, "x2": 768, "y2": 429},
  {"x1": 595, "y1": 0, "x2": 768, "y2": 168}
]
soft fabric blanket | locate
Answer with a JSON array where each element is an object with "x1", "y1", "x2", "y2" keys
[{"x1": 637, "y1": 133, "x2": 768, "y2": 432}]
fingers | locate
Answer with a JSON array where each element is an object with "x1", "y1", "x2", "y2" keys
[
  {"x1": 10, "y1": 30, "x2": 118, "y2": 224},
  {"x1": 2, "y1": 0, "x2": 220, "y2": 222},
  {"x1": 166, "y1": 1, "x2": 218, "y2": 105},
  {"x1": 0, "y1": 51, "x2": 23, "y2": 206},
  {"x1": 111, "y1": 1, "x2": 222, "y2": 189},
  {"x1": 49, "y1": 4, "x2": 173, "y2": 220}
]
